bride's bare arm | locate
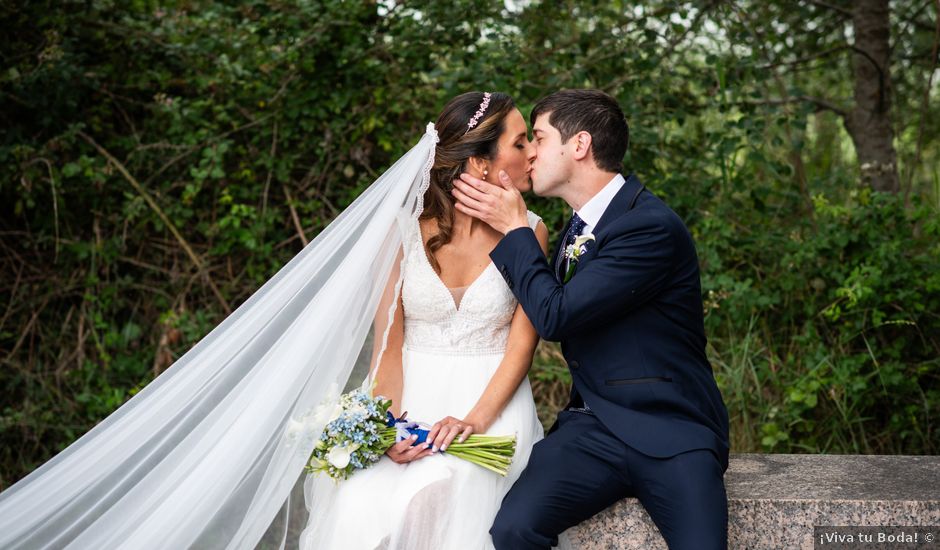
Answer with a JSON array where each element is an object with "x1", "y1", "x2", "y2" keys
[
  {"x1": 371, "y1": 291, "x2": 405, "y2": 417},
  {"x1": 366, "y1": 247, "x2": 404, "y2": 408},
  {"x1": 427, "y1": 221, "x2": 550, "y2": 452},
  {"x1": 368, "y1": 248, "x2": 434, "y2": 463}
]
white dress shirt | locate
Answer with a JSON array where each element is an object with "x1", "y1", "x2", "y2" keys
[
  {"x1": 575, "y1": 172, "x2": 626, "y2": 235},
  {"x1": 563, "y1": 173, "x2": 625, "y2": 272}
]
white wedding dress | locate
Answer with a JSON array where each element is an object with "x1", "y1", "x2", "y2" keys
[{"x1": 299, "y1": 210, "x2": 547, "y2": 550}]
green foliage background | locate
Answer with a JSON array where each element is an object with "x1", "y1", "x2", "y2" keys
[{"x1": 2, "y1": 0, "x2": 938, "y2": 488}]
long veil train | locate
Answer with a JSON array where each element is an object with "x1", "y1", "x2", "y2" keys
[{"x1": 0, "y1": 123, "x2": 439, "y2": 549}]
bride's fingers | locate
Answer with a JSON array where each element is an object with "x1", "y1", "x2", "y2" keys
[
  {"x1": 416, "y1": 441, "x2": 435, "y2": 458},
  {"x1": 404, "y1": 439, "x2": 432, "y2": 459},
  {"x1": 426, "y1": 417, "x2": 458, "y2": 449},
  {"x1": 391, "y1": 434, "x2": 418, "y2": 453},
  {"x1": 439, "y1": 424, "x2": 464, "y2": 452},
  {"x1": 457, "y1": 425, "x2": 474, "y2": 444},
  {"x1": 430, "y1": 433, "x2": 445, "y2": 452},
  {"x1": 430, "y1": 424, "x2": 452, "y2": 452},
  {"x1": 386, "y1": 435, "x2": 428, "y2": 463},
  {"x1": 426, "y1": 417, "x2": 448, "y2": 445},
  {"x1": 426, "y1": 422, "x2": 441, "y2": 445}
]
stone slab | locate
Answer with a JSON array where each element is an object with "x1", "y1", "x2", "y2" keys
[{"x1": 564, "y1": 453, "x2": 940, "y2": 549}]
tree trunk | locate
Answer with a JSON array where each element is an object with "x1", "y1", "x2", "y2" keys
[{"x1": 844, "y1": 0, "x2": 900, "y2": 193}]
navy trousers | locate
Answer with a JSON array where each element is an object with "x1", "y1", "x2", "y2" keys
[{"x1": 490, "y1": 410, "x2": 728, "y2": 550}]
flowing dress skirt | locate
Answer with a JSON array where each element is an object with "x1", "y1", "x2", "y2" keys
[{"x1": 300, "y1": 344, "x2": 544, "y2": 550}]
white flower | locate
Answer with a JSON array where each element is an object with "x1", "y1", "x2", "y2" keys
[
  {"x1": 348, "y1": 403, "x2": 369, "y2": 418},
  {"x1": 573, "y1": 233, "x2": 595, "y2": 250},
  {"x1": 326, "y1": 443, "x2": 360, "y2": 469},
  {"x1": 565, "y1": 233, "x2": 596, "y2": 261}
]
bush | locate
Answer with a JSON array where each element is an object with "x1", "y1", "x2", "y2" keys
[{"x1": 1, "y1": 1, "x2": 937, "y2": 488}]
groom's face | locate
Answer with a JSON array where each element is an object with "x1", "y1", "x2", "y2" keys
[
  {"x1": 530, "y1": 113, "x2": 574, "y2": 198},
  {"x1": 491, "y1": 109, "x2": 536, "y2": 193}
]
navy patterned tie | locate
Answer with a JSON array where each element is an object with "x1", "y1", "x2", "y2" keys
[{"x1": 557, "y1": 213, "x2": 587, "y2": 279}]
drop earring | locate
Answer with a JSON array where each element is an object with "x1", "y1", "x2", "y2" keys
[{"x1": 483, "y1": 169, "x2": 489, "y2": 180}]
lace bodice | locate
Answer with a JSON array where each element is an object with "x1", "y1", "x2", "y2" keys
[{"x1": 400, "y1": 211, "x2": 542, "y2": 354}]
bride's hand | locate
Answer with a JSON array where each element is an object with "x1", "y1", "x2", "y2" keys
[
  {"x1": 426, "y1": 416, "x2": 477, "y2": 454},
  {"x1": 385, "y1": 434, "x2": 434, "y2": 464}
]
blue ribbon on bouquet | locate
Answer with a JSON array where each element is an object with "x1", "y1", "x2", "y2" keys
[{"x1": 386, "y1": 411, "x2": 432, "y2": 445}]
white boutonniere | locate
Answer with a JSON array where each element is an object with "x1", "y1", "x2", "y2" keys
[{"x1": 563, "y1": 233, "x2": 595, "y2": 283}]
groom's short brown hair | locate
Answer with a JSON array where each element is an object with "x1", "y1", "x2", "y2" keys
[{"x1": 530, "y1": 89, "x2": 629, "y2": 173}]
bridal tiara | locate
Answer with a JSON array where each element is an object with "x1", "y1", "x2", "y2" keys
[{"x1": 466, "y1": 92, "x2": 492, "y2": 131}]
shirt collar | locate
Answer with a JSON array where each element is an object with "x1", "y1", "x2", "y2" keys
[{"x1": 575, "y1": 173, "x2": 626, "y2": 230}]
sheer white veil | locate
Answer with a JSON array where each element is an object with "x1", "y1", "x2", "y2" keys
[{"x1": 0, "y1": 123, "x2": 439, "y2": 549}]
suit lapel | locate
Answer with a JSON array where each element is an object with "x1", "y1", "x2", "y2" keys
[
  {"x1": 551, "y1": 215, "x2": 574, "y2": 281},
  {"x1": 592, "y1": 173, "x2": 644, "y2": 237},
  {"x1": 572, "y1": 174, "x2": 645, "y2": 268}
]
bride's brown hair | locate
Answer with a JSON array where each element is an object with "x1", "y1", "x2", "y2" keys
[{"x1": 421, "y1": 91, "x2": 515, "y2": 273}]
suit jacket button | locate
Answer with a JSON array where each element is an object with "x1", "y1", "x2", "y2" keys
[{"x1": 569, "y1": 361, "x2": 580, "y2": 370}]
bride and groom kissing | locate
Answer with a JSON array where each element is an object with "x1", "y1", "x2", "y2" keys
[{"x1": 300, "y1": 88, "x2": 730, "y2": 550}]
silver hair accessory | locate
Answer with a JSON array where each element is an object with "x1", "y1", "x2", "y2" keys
[{"x1": 466, "y1": 92, "x2": 492, "y2": 131}]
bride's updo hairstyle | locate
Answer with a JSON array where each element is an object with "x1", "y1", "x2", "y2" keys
[{"x1": 422, "y1": 91, "x2": 515, "y2": 273}]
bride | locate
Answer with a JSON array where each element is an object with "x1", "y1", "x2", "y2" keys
[
  {"x1": 0, "y1": 91, "x2": 563, "y2": 550},
  {"x1": 300, "y1": 91, "x2": 550, "y2": 549}
]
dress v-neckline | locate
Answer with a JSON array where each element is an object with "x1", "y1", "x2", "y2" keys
[{"x1": 415, "y1": 226, "x2": 494, "y2": 313}]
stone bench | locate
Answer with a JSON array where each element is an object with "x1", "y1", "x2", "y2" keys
[{"x1": 564, "y1": 453, "x2": 940, "y2": 549}]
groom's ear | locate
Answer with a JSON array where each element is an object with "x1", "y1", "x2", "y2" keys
[{"x1": 571, "y1": 131, "x2": 593, "y2": 162}]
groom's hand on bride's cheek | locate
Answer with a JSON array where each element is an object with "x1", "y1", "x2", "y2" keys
[{"x1": 451, "y1": 171, "x2": 528, "y2": 235}]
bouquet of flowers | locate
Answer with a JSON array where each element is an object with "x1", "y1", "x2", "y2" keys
[{"x1": 303, "y1": 387, "x2": 516, "y2": 481}]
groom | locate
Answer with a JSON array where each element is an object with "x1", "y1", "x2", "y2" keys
[{"x1": 452, "y1": 89, "x2": 730, "y2": 549}]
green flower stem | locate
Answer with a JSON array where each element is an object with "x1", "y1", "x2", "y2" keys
[
  {"x1": 448, "y1": 453, "x2": 512, "y2": 468},
  {"x1": 374, "y1": 427, "x2": 516, "y2": 475},
  {"x1": 450, "y1": 447, "x2": 513, "y2": 457},
  {"x1": 448, "y1": 438, "x2": 515, "y2": 447}
]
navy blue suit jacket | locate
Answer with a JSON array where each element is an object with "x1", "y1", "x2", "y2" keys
[{"x1": 490, "y1": 174, "x2": 730, "y2": 471}]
